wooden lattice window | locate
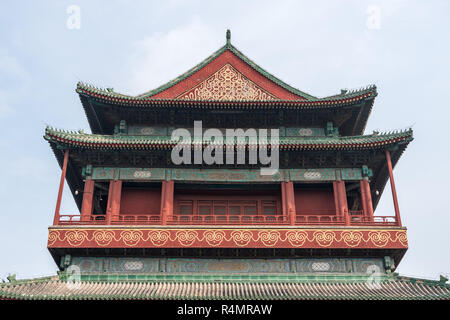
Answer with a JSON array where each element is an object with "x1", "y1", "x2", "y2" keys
[
  {"x1": 243, "y1": 201, "x2": 257, "y2": 215},
  {"x1": 228, "y1": 206, "x2": 241, "y2": 215},
  {"x1": 198, "y1": 201, "x2": 212, "y2": 215},
  {"x1": 179, "y1": 201, "x2": 193, "y2": 215},
  {"x1": 262, "y1": 201, "x2": 277, "y2": 215},
  {"x1": 213, "y1": 201, "x2": 227, "y2": 215},
  {"x1": 176, "y1": 197, "x2": 280, "y2": 216}
]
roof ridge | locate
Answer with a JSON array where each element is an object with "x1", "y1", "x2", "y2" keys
[
  {"x1": 136, "y1": 44, "x2": 229, "y2": 98},
  {"x1": 1, "y1": 275, "x2": 55, "y2": 287},
  {"x1": 321, "y1": 85, "x2": 377, "y2": 101},
  {"x1": 396, "y1": 275, "x2": 450, "y2": 288},
  {"x1": 226, "y1": 44, "x2": 316, "y2": 100}
]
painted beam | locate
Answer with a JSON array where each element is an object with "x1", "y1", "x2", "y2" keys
[
  {"x1": 47, "y1": 227, "x2": 408, "y2": 250},
  {"x1": 126, "y1": 126, "x2": 327, "y2": 137},
  {"x1": 90, "y1": 167, "x2": 366, "y2": 183}
]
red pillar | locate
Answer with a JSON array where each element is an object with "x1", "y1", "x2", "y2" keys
[
  {"x1": 337, "y1": 181, "x2": 349, "y2": 225},
  {"x1": 285, "y1": 182, "x2": 296, "y2": 226},
  {"x1": 106, "y1": 180, "x2": 122, "y2": 224},
  {"x1": 386, "y1": 150, "x2": 402, "y2": 226},
  {"x1": 333, "y1": 181, "x2": 341, "y2": 216},
  {"x1": 161, "y1": 180, "x2": 174, "y2": 225},
  {"x1": 281, "y1": 182, "x2": 287, "y2": 217},
  {"x1": 282, "y1": 182, "x2": 296, "y2": 225},
  {"x1": 80, "y1": 179, "x2": 95, "y2": 222},
  {"x1": 53, "y1": 150, "x2": 69, "y2": 225},
  {"x1": 360, "y1": 180, "x2": 368, "y2": 217},
  {"x1": 361, "y1": 178, "x2": 374, "y2": 219},
  {"x1": 111, "y1": 180, "x2": 122, "y2": 220},
  {"x1": 166, "y1": 181, "x2": 174, "y2": 220},
  {"x1": 159, "y1": 181, "x2": 167, "y2": 225}
]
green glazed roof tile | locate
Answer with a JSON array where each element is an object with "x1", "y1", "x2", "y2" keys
[
  {"x1": 1, "y1": 273, "x2": 449, "y2": 300},
  {"x1": 44, "y1": 126, "x2": 413, "y2": 151},
  {"x1": 75, "y1": 42, "x2": 377, "y2": 106}
]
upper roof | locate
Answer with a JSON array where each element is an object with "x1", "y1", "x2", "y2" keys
[
  {"x1": 81, "y1": 29, "x2": 318, "y2": 101},
  {"x1": 76, "y1": 30, "x2": 377, "y2": 135},
  {"x1": 78, "y1": 30, "x2": 377, "y2": 102}
]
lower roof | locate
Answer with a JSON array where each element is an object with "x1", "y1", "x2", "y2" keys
[
  {"x1": 44, "y1": 127, "x2": 413, "y2": 151},
  {"x1": 1, "y1": 274, "x2": 449, "y2": 300}
]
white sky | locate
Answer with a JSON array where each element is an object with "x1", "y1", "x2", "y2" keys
[{"x1": 0, "y1": 0, "x2": 449, "y2": 281}]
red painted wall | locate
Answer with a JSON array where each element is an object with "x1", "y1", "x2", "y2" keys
[
  {"x1": 120, "y1": 188, "x2": 161, "y2": 215},
  {"x1": 294, "y1": 188, "x2": 336, "y2": 215}
]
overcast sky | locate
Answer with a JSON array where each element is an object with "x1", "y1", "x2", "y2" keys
[{"x1": 0, "y1": 0, "x2": 449, "y2": 281}]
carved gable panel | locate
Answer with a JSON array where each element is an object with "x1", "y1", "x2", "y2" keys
[{"x1": 176, "y1": 64, "x2": 278, "y2": 101}]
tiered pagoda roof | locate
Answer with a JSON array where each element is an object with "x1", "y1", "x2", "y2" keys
[{"x1": 23, "y1": 31, "x2": 430, "y2": 302}]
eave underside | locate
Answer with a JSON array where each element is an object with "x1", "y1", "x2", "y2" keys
[
  {"x1": 47, "y1": 128, "x2": 411, "y2": 212},
  {"x1": 79, "y1": 95, "x2": 375, "y2": 136}
]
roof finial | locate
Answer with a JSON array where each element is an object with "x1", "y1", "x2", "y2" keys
[{"x1": 226, "y1": 29, "x2": 231, "y2": 46}]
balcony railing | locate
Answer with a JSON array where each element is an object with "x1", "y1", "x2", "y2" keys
[
  {"x1": 56, "y1": 213, "x2": 399, "y2": 226},
  {"x1": 58, "y1": 214, "x2": 106, "y2": 225},
  {"x1": 295, "y1": 214, "x2": 345, "y2": 225},
  {"x1": 110, "y1": 214, "x2": 161, "y2": 225},
  {"x1": 350, "y1": 215, "x2": 398, "y2": 226}
]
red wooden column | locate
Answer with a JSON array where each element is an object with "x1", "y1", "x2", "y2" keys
[
  {"x1": 282, "y1": 182, "x2": 296, "y2": 225},
  {"x1": 386, "y1": 150, "x2": 402, "y2": 226},
  {"x1": 160, "y1": 180, "x2": 174, "y2": 225},
  {"x1": 106, "y1": 180, "x2": 122, "y2": 225},
  {"x1": 281, "y1": 183, "x2": 287, "y2": 217},
  {"x1": 80, "y1": 179, "x2": 95, "y2": 222},
  {"x1": 333, "y1": 180, "x2": 349, "y2": 224},
  {"x1": 53, "y1": 150, "x2": 69, "y2": 225},
  {"x1": 285, "y1": 182, "x2": 296, "y2": 226},
  {"x1": 332, "y1": 181, "x2": 341, "y2": 216},
  {"x1": 166, "y1": 181, "x2": 174, "y2": 223},
  {"x1": 160, "y1": 181, "x2": 167, "y2": 224},
  {"x1": 360, "y1": 180, "x2": 368, "y2": 217},
  {"x1": 361, "y1": 178, "x2": 374, "y2": 219},
  {"x1": 111, "y1": 180, "x2": 122, "y2": 221},
  {"x1": 337, "y1": 181, "x2": 350, "y2": 225}
]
